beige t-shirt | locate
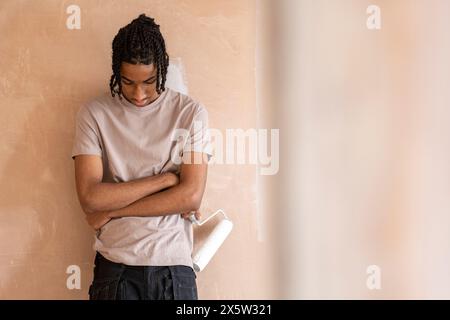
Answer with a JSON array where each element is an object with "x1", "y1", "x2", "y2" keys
[{"x1": 71, "y1": 88, "x2": 212, "y2": 267}]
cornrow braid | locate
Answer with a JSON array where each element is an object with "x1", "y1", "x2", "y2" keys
[{"x1": 109, "y1": 14, "x2": 169, "y2": 99}]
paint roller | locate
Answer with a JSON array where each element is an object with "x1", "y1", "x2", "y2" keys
[{"x1": 189, "y1": 209, "x2": 233, "y2": 272}]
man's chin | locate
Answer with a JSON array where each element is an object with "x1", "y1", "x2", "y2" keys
[{"x1": 134, "y1": 101, "x2": 148, "y2": 107}]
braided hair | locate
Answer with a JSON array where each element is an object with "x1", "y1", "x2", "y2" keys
[{"x1": 109, "y1": 14, "x2": 169, "y2": 98}]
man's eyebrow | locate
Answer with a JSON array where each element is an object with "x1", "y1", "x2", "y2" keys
[{"x1": 120, "y1": 75, "x2": 157, "y2": 83}]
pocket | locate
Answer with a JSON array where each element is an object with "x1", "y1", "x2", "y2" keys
[
  {"x1": 163, "y1": 276, "x2": 174, "y2": 300},
  {"x1": 89, "y1": 277, "x2": 124, "y2": 300},
  {"x1": 169, "y1": 266, "x2": 198, "y2": 300}
]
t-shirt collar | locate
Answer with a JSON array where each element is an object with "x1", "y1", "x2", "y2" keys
[{"x1": 117, "y1": 89, "x2": 169, "y2": 113}]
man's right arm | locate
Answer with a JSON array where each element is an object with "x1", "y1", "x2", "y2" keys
[{"x1": 73, "y1": 154, "x2": 178, "y2": 214}]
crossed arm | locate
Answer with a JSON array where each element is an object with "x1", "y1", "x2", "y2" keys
[{"x1": 73, "y1": 152, "x2": 208, "y2": 230}]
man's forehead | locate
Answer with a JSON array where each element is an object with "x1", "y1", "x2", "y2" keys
[{"x1": 120, "y1": 62, "x2": 156, "y2": 81}]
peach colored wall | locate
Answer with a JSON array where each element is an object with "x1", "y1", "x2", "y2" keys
[
  {"x1": 0, "y1": 0, "x2": 275, "y2": 299},
  {"x1": 274, "y1": 0, "x2": 450, "y2": 299}
]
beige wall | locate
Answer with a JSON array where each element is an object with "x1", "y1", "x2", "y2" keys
[
  {"x1": 7, "y1": 0, "x2": 450, "y2": 301},
  {"x1": 0, "y1": 0, "x2": 275, "y2": 299},
  {"x1": 274, "y1": 0, "x2": 450, "y2": 299}
]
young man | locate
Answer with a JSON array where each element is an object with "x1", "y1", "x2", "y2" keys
[{"x1": 71, "y1": 14, "x2": 211, "y2": 300}]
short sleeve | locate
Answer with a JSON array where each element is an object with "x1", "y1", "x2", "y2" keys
[
  {"x1": 71, "y1": 105, "x2": 102, "y2": 160},
  {"x1": 182, "y1": 105, "x2": 213, "y2": 161}
]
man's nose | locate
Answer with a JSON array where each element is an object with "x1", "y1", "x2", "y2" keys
[{"x1": 133, "y1": 86, "x2": 146, "y2": 100}]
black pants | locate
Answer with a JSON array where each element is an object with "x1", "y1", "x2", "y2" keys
[{"x1": 89, "y1": 252, "x2": 198, "y2": 300}]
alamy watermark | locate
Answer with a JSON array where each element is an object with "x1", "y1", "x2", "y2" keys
[
  {"x1": 367, "y1": 5, "x2": 381, "y2": 30},
  {"x1": 66, "y1": 5, "x2": 81, "y2": 30},
  {"x1": 66, "y1": 265, "x2": 81, "y2": 290},
  {"x1": 171, "y1": 121, "x2": 279, "y2": 176},
  {"x1": 366, "y1": 265, "x2": 381, "y2": 290}
]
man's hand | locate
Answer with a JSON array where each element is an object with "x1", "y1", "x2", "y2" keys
[
  {"x1": 86, "y1": 211, "x2": 112, "y2": 230},
  {"x1": 181, "y1": 210, "x2": 202, "y2": 222}
]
